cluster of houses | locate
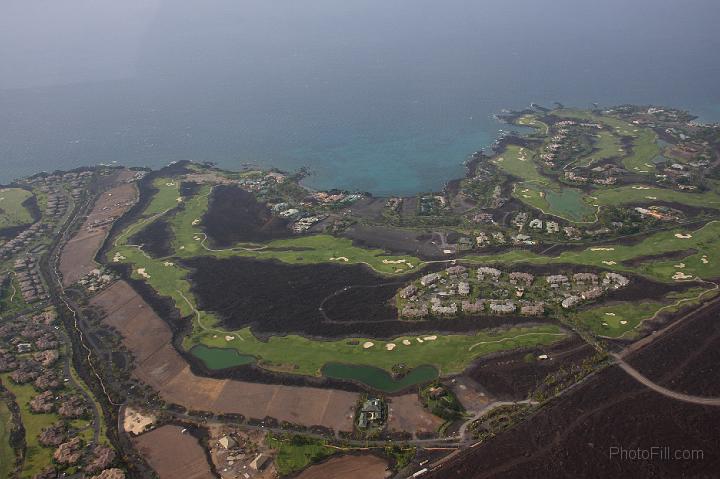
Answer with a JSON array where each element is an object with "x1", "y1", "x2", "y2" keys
[
  {"x1": 0, "y1": 222, "x2": 49, "y2": 260},
  {"x1": 539, "y1": 120, "x2": 603, "y2": 168},
  {"x1": 13, "y1": 255, "x2": 48, "y2": 303},
  {"x1": 210, "y1": 430, "x2": 271, "y2": 478},
  {"x1": 76, "y1": 268, "x2": 116, "y2": 293},
  {"x1": 398, "y1": 265, "x2": 630, "y2": 319},
  {"x1": 45, "y1": 189, "x2": 69, "y2": 218}
]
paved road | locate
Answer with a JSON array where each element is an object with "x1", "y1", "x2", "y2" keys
[{"x1": 612, "y1": 355, "x2": 720, "y2": 407}]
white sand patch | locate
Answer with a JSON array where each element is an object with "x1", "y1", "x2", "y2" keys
[
  {"x1": 672, "y1": 271, "x2": 693, "y2": 280},
  {"x1": 163, "y1": 261, "x2": 174, "y2": 267},
  {"x1": 423, "y1": 335, "x2": 438, "y2": 341},
  {"x1": 192, "y1": 219, "x2": 200, "y2": 226},
  {"x1": 631, "y1": 186, "x2": 651, "y2": 190},
  {"x1": 330, "y1": 257, "x2": 349, "y2": 262},
  {"x1": 137, "y1": 268, "x2": 150, "y2": 279},
  {"x1": 179, "y1": 245, "x2": 185, "y2": 250},
  {"x1": 362, "y1": 341, "x2": 374, "y2": 349},
  {"x1": 701, "y1": 256, "x2": 709, "y2": 264},
  {"x1": 602, "y1": 260, "x2": 617, "y2": 265},
  {"x1": 193, "y1": 235, "x2": 202, "y2": 241},
  {"x1": 416, "y1": 338, "x2": 424, "y2": 343},
  {"x1": 674, "y1": 233, "x2": 692, "y2": 239},
  {"x1": 674, "y1": 263, "x2": 685, "y2": 268},
  {"x1": 165, "y1": 182, "x2": 176, "y2": 187},
  {"x1": 620, "y1": 320, "x2": 628, "y2": 325},
  {"x1": 605, "y1": 312, "x2": 616, "y2": 316},
  {"x1": 402, "y1": 339, "x2": 411, "y2": 346},
  {"x1": 382, "y1": 259, "x2": 407, "y2": 264},
  {"x1": 602, "y1": 322, "x2": 608, "y2": 326},
  {"x1": 538, "y1": 354, "x2": 548, "y2": 360},
  {"x1": 385, "y1": 343, "x2": 396, "y2": 351},
  {"x1": 224, "y1": 335, "x2": 235, "y2": 341},
  {"x1": 176, "y1": 197, "x2": 183, "y2": 203},
  {"x1": 645, "y1": 196, "x2": 657, "y2": 200},
  {"x1": 112, "y1": 253, "x2": 126, "y2": 263},
  {"x1": 591, "y1": 247, "x2": 615, "y2": 251}
]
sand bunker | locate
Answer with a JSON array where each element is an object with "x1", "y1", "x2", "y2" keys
[
  {"x1": 631, "y1": 186, "x2": 651, "y2": 190},
  {"x1": 605, "y1": 312, "x2": 616, "y2": 316},
  {"x1": 330, "y1": 257, "x2": 349, "y2": 262},
  {"x1": 402, "y1": 339, "x2": 411, "y2": 346},
  {"x1": 362, "y1": 341, "x2": 374, "y2": 349},
  {"x1": 591, "y1": 247, "x2": 615, "y2": 251},
  {"x1": 163, "y1": 261, "x2": 174, "y2": 267},
  {"x1": 620, "y1": 320, "x2": 628, "y2": 325},
  {"x1": 602, "y1": 260, "x2": 617, "y2": 265},
  {"x1": 645, "y1": 196, "x2": 657, "y2": 200},
  {"x1": 224, "y1": 336, "x2": 234, "y2": 341},
  {"x1": 192, "y1": 219, "x2": 200, "y2": 225},
  {"x1": 674, "y1": 263, "x2": 685, "y2": 268},
  {"x1": 674, "y1": 233, "x2": 692, "y2": 239},
  {"x1": 137, "y1": 268, "x2": 150, "y2": 279},
  {"x1": 382, "y1": 259, "x2": 407, "y2": 264},
  {"x1": 385, "y1": 343, "x2": 396, "y2": 351},
  {"x1": 672, "y1": 271, "x2": 693, "y2": 280},
  {"x1": 416, "y1": 338, "x2": 424, "y2": 343},
  {"x1": 176, "y1": 197, "x2": 183, "y2": 203},
  {"x1": 423, "y1": 335, "x2": 438, "y2": 341},
  {"x1": 113, "y1": 253, "x2": 126, "y2": 263},
  {"x1": 701, "y1": 256, "x2": 709, "y2": 264}
]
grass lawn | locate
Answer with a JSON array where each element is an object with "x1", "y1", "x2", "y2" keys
[
  {"x1": 575, "y1": 286, "x2": 717, "y2": 338},
  {"x1": 463, "y1": 220, "x2": 720, "y2": 283},
  {"x1": 551, "y1": 109, "x2": 660, "y2": 174},
  {"x1": 576, "y1": 130, "x2": 623, "y2": 167},
  {"x1": 0, "y1": 399, "x2": 14, "y2": 479},
  {"x1": 0, "y1": 188, "x2": 34, "y2": 229},
  {"x1": 0, "y1": 374, "x2": 59, "y2": 478},
  {"x1": 265, "y1": 433, "x2": 336, "y2": 476},
  {"x1": 591, "y1": 184, "x2": 720, "y2": 209},
  {"x1": 515, "y1": 184, "x2": 596, "y2": 222},
  {"x1": 516, "y1": 114, "x2": 549, "y2": 134},
  {"x1": 190, "y1": 325, "x2": 567, "y2": 377},
  {"x1": 492, "y1": 145, "x2": 546, "y2": 184}
]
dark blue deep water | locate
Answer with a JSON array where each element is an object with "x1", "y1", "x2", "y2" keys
[{"x1": 1, "y1": 0, "x2": 719, "y2": 194}]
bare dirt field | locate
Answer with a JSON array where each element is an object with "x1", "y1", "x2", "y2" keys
[
  {"x1": 133, "y1": 425, "x2": 215, "y2": 479},
  {"x1": 60, "y1": 169, "x2": 137, "y2": 285},
  {"x1": 387, "y1": 394, "x2": 444, "y2": 437},
  {"x1": 92, "y1": 280, "x2": 360, "y2": 430},
  {"x1": 295, "y1": 454, "x2": 390, "y2": 479}
]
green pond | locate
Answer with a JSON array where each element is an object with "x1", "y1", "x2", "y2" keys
[
  {"x1": 322, "y1": 363, "x2": 438, "y2": 393},
  {"x1": 191, "y1": 344, "x2": 256, "y2": 369}
]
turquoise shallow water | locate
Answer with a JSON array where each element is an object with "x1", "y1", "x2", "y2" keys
[{"x1": 1, "y1": 0, "x2": 719, "y2": 194}]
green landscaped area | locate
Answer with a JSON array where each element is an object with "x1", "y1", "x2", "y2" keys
[
  {"x1": 0, "y1": 375, "x2": 97, "y2": 478},
  {"x1": 265, "y1": 433, "x2": 336, "y2": 476},
  {"x1": 0, "y1": 188, "x2": 34, "y2": 229},
  {"x1": 551, "y1": 109, "x2": 660, "y2": 174},
  {"x1": 575, "y1": 286, "x2": 718, "y2": 338},
  {"x1": 190, "y1": 325, "x2": 567, "y2": 378},
  {"x1": 465, "y1": 220, "x2": 720, "y2": 283},
  {"x1": 0, "y1": 399, "x2": 14, "y2": 479},
  {"x1": 574, "y1": 130, "x2": 623, "y2": 168},
  {"x1": 321, "y1": 363, "x2": 438, "y2": 393}
]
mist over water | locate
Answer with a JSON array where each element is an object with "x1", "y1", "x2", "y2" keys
[{"x1": 1, "y1": 0, "x2": 719, "y2": 194}]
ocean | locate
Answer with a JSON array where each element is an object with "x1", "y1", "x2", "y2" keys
[{"x1": 1, "y1": 0, "x2": 719, "y2": 195}]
